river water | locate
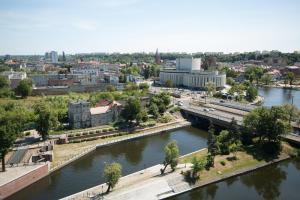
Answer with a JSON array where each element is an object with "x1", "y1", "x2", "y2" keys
[
  {"x1": 171, "y1": 87, "x2": 300, "y2": 200},
  {"x1": 7, "y1": 127, "x2": 208, "y2": 200},
  {"x1": 258, "y1": 87, "x2": 300, "y2": 108},
  {"x1": 7, "y1": 87, "x2": 300, "y2": 200},
  {"x1": 169, "y1": 159, "x2": 300, "y2": 200}
]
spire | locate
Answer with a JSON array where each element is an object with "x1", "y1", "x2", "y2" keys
[{"x1": 155, "y1": 48, "x2": 161, "y2": 64}]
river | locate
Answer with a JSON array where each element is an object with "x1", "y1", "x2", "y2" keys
[
  {"x1": 170, "y1": 86, "x2": 300, "y2": 200},
  {"x1": 8, "y1": 87, "x2": 300, "y2": 200},
  {"x1": 258, "y1": 87, "x2": 300, "y2": 108},
  {"x1": 7, "y1": 127, "x2": 208, "y2": 200},
  {"x1": 169, "y1": 159, "x2": 300, "y2": 200}
]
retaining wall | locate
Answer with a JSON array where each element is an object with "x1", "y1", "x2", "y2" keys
[{"x1": 0, "y1": 164, "x2": 49, "y2": 200}]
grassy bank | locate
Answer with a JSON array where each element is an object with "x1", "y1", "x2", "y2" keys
[{"x1": 179, "y1": 142, "x2": 295, "y2": 184}]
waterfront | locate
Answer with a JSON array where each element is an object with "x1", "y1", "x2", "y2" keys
[
  {"x1": 169, "y1": 87, "x2": 300, "y2": 200},
  {"x1": 259, "y1": 87, "x2": 300, "y2": 108},
  {"x1": 7, "y1": 127, "x2": 208, "y2": 200},
  {"x1": 169, "y1": 159, "x2": 300, "y2": 200}
]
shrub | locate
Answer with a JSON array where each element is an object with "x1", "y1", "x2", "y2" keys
[
  {"x1": 220, "y1": 161, "x2": 226, "y2": 166},
  {"x1": 103, "y1": 129, "x2": 108, "y2": 132},
  {"x1": 157, "y1": 114, "x2": 172, "y2": 123},
  {"x1": 75, "y1": 133, "x2": 81, "y2": 137},
  {"x1": 68, "y1": 134, "x2": 74, "y2": 138},
  {"x1": 24, "y1": 131, "x2": 31, "y2": 136},
  {"x1": 82, "y1": 132, "x2": 88, "y2": 135},
  {"x1": 108, "y1": 128, "x2": 114, "y2": 131}
]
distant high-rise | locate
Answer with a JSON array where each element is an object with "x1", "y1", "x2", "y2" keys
[
  {"x1": 62, "y1": 51, "x2": 66, "y2": 62},
  {"x1": 50, "y1": 51, "x2": 58, "y2": 63},
  {"x1": 155, "y1": 48, "x2": 161, "y2": 64}
]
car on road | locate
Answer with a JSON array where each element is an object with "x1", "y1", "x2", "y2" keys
[
  {"x1": 203, "y1": 108, "x2": 210, "y2": 112},
  {"x1": 209, "y1": 108, "x2": 215, "y2": 111},
  {"x1": 220, "y1": 100, "x2": 225, "y2": 103}
]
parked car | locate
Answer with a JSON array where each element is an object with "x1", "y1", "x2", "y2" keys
[{"x1": 204, "y1": 108, "x2": 210, "y2": 112}]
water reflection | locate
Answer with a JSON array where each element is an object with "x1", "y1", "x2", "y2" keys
[
  {"x1": 259, "y1": 87, "x2": 300, "y2": 108},
  {"x1": 7, "y1": 127, "x2": 208, "y2": 200},
  {"x1": 240, "y1": 165, "x2": 286, "y2": 200}
]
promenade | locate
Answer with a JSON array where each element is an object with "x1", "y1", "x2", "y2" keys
[{"x1": 61, "y1": 149, "x2": 290, "y2": 200}]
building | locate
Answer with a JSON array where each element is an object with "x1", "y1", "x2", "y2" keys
[
  {"x1": 68, "y1": 100, "x2": 122, "y2": 129},
  {"x1": 68, "y1": 101, "x2": 91, "y2": 129},
  {"x1": 1, "y1": 70, "x2": 27, "y2": 88},
  {"x1": 50, "y1": 51, "x2": 58, "y2": 63},
  {"x1": 159, "y1": 57, "x2": 226, "y2": 89},
  {"x1": 155, "y1": 48, "x2": 161, "y2": 64}
]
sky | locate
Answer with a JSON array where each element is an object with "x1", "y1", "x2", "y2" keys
[{"x1": 0, "y1": 0, "x2": 300, "y2": 55}]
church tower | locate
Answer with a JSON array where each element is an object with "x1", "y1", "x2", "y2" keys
[{"x1": 155, "y1": 48, "x2": 161, "y2": 64}]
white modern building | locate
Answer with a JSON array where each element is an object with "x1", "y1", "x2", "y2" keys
[
  {"x1": 160, "y1": 58, "x2": 226, "y2": 89},
  {"x1": 50, "y1": 51, "x2": 58, "y2": 63}
]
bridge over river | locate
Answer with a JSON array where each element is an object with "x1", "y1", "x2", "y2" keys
[{"x1": 181, "y1": 100, "x2": 300, "y2": 144}]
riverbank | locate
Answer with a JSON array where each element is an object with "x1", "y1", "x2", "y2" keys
[
  {"x1": 61, "y1": 144, "x2": 293, "y2": 200},
  {"x1": 258, "y1": 84, "x2": 300, "y2": 90},
  {"x1": 50, "y1": 119, "x2": 191, "y2": 172}
]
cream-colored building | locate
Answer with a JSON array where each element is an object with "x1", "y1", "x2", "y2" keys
[{"x1": 160, "y1": 58, "x2": 226, "y2": 88}]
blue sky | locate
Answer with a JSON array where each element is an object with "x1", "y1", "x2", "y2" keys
[{"x1": 0, "y1": 0, "x2": 300, "y2": 55}]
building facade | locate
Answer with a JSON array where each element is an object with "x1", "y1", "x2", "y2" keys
[
  {"x1": 68, "y1": 100, "x2": 121, "y2": 129},
  {"x1": 68, "y1": 101, "x2": 91, "y2": 129},
  {"x1": 50, "y1": 51, "x2": 58, "y2": 63},
  {"x1": 160, "y1": 58, "x2": 226, "y2": 89}
]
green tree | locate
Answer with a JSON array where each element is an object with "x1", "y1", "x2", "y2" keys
[
  {"x1": 165, "y1": 79, "x2": 173, "y2": 88},
  {"x1": 149, "y1": 92, "x2": 171, "y2": 114},
  {"x1": 0, "y1": 76, "x2": 9, "y2": 89},
  {"x1": 217, "y1": 130, "x2": 230, "y2": 155},
  {"x1": 139, "y1": 83, "x2": 149, "y2": 90},
  {"x1": 245, "y1": 66, "x2": 264, "y2": 84},
  {"x1": 246, "y1": 85, "x2": 258, "y2": 102},
  {"x1": 228, "y1": 118, "x2": 241, "y2": 143},
  {"x1": 205, "y1": 82, "x2": 216, "y2": 97},
  {"x1": 261, "y1": 74, "x2": 272, "y2": 85},
  {"x1": 125, "y1": 83, "x2": 139, "y2": 91},
  {"x1": 243, "y1": 106, "x2": 291, "y2": 145},
  {"x1": 191, "y1": 156, "x2": 205, "y2": 178},
  {"x1": 0, "y1": 106, "x2": 30, "y2": 171},
  {"x1": 121, "y1": 97, "x2": 141, "y2": 124},
  {"x1": 103, "y1": 162, "x2": 122, "y2": 193},
  {"x1": 161, "y1": 140, "x2": 179, "y2": 174},
  {"x1": 34, "y1": 102, "x2": 58, "y2": 140},
  {"x1": 136, "y1": 109, "x2": 148, "y2": 124},
  {"x1": 15, "y1": 79, "x2": 32, "y2": 98},
  {"x1": 148, "y1": 103, "x2": 160, "y2": 118},
  {"x1": 106, "y1": 85, "x2": 116, "y2": 92},
  {"x1": 207, "y1": 121, "x2": 218, "y2": 167},
  {"x1": 285, "y1": 72, "x2": 295, "y2": 85}
]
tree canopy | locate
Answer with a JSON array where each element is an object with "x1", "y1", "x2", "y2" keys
[
  {"x1": 103, "y1": 162, "x2": 122, "y2": 193},
  {"x1": 161, "y1": 140, "x2": 179, "y2": 174},
  {"x1": 243, "y1": 106, "x2": 291, "y2": 144},
  {"x1": 15, "y1": 78, "x2": 32, "y2": 98}
]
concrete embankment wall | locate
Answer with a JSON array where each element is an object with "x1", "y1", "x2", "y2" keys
[
  {"x1": 160, "y1": 155, "x2": 290, "y2": 199},
  {"x1": 0, "y1": 164, "x2": 49, "y2": 200}
]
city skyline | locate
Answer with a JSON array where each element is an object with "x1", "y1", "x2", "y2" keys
[{"x1": 1, "y1": 0, "x2": 300, "y2": 55}]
